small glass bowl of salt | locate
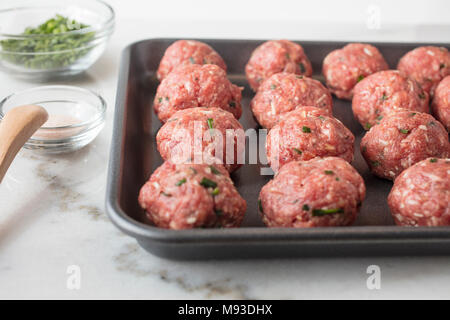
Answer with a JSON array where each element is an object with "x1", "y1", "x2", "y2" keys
[{"x1": 0, "y1": 85, "x2": 106, "y2": 153}]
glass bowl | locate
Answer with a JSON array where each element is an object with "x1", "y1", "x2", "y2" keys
[
  {"x1": 0, "y1": 85, "x2": 106, "y2": 153},
  {"x1": 0, "y1": 0, "x2": 114, "y2": 79}
]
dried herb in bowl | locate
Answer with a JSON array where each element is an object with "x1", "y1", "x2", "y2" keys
[{"x1": 0, "y1": 14, "x2": 95, "y2": 70}]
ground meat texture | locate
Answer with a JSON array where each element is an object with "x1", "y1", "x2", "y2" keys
[
  {"x1": 277, "y1": 106, "x2": 331, "y2": 123},
  {"x1": 157, "y1": 40, "x2": 227, "y2": 81},
  {"x1": 250, "y1": 73, "x2": 333, "y2": 129},
  {"x1": 323, "y1": 43, "x2": 389, "y2": 100},
  {"x1": 154, "y1": 64, "x2": 242, "y2": 122},
  {"x1": 397, "y1": 46, "x2": 450, "y2": 95},
  {"x1": 266, "y1": 108, "x2": 354, "y2": 172},
  {"x1": 245, "y1": 40, "x2": 313, "y2": 91},
  {"x1": 432, "y1": 75, "x2": 450, "y2": 131},
  {"x1": 157, "y1": 107, "x2": 244, "y2": 172},
  {"x1": 138, "y1": 161, "x2": 246, "y2": 229},
  {"x1": 388, "y1": 158, "x2": 450, "y2": 226},
  {"x1": 259, "y1": 157, "x2": 365, "y2": 228},
  {"x1": 360, "y1": 110, "x2": 450, "y2": 180},
  {"x1": 352, "y1": 70, "x2": 429, "y2": 129}
]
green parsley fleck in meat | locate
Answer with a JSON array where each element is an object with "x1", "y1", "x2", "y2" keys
[
  {"x1": 200, "y1": 177, "x2": 217, "y2": 189},
  {"x1": 312, "y1": 208, "x2": 344, "y2": 216}
]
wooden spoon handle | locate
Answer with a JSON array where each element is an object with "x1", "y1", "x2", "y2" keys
[{"x1": 0, "y1": 105, "x2": 48, "y2": 183}]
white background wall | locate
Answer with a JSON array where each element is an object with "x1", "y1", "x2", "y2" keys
[
  {"x1": 106, "y1": 0, "x2": 449, "y2": 25},
  {"x1": 103, "y1": 0, "x2": 450, "y2": 43}
]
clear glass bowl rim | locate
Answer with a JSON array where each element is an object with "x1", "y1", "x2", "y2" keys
[
  {"x1": 0, "y1": 85, "x2": 107, "y2": 130},
  {"x1": 0, "y1": 0, "x2": 115, "y2": 39}
]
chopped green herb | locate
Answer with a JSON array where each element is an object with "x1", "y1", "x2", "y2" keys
[
  {"x1": 430, "y1": 158, "x2": 438, "y2": 163},
  {"x1": 428, "y1": 121, "x2": 436, "y2": 126},
  {"x1": 376, "y1": 115, "x2": 383, "y2": 121},
  {"x1": 324, "y1": 170, "x2": 334, "y2": 175},
  {"x1": 229, "y1": 101, "x2": 236, "y2": 108},
  {"x1": 189, "y1": 167, "x2": 198, "y2": 174},
  {"x1": 189, "y1": 57, "x2": 195, "y2": 64},
  {"x1": 161, "y1": 191, "x2": 172, "y2": 197},
  {"x1": 312, "y1": 208, "x2": 344, "y2": 216},
  {"x1": 361, "y1": 146, "x2": 367, "y2": 153},
  {"x1": 211, "y1": 187, "x2": 220, "y2": 196},
  {"x1": 302, "y1": 126, "x2": 311, "y2": 133},
  {"x1": 270, "y1": 84, "x2": 277, "y2": 90},
  {"x1": 381, "y1": 94, "x2": 388, "y2": 101},
  {"x1": 372, "y1": 161, "x2": 380, "y2": 167},
  {"x1": 299, "y1": 62, "x2": 306, "y2": 73},
  {"x1": 258, "y1": 199, "x2": 264, "y2": 213},
  {"x1": 335, "y1": 177, "x2": 340, "y2": 181},
  {"x1": 200, "y1": 177, "x2": 217, "y2": 189},
  {"x1": 165, "y1": 97, "x2": 169, "y2": 101},
  {"x1": 410, "y1": 112, "x2": 417, "y2": 117},
  {"x1": 158, "y1": 97, "x2": 163, "y2": 103},
  {"x1": 285, "y1": 52, "x2": 290, "y2": 59},
  {"x1": 365, "y1": 123, "x2": 372, "y2": 130},
  {"x1": 293, "y1": 148, "x2": 302, "y2": 155},
  {"x1": 399, "y1": 128, "x2": 409, "y2": 134},
  {"x1": 296, "y1": 75, "x2": 304, "y2": 79},
  {"x1": 356, "y1": 75, "x2": 365, "y2": 83},
  {"x1": 418, "y1": 93, "x2": 426, "y2": 99},
  {"x1": 0, "y1": 14, "x2": 95, "y2": 70},
  {"x1": 209, "y1": 165, "x2": 221, "y2": 175},
  {"x1": 207, "y1": 118, "x2": 214, "y2": 130},
  {"x1": 302, "y1": 204, "x2": 310, "y2": 211},
  {"x1": 176, "y1": 178, "x2": 187, "y2": 186},
  {"x1": 318, "y1": 115, "x2": 326, "y2": 120}
]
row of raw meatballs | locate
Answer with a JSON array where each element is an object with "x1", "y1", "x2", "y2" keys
[
  {"x1": 154, "y1": 40, "x2": 450, "y2": 131},
  {"x1": 139, "y1": 156, "x2": 449, "y2": 229},
  {"x1": 139, "y1": 39, "x2": 449, "y2": 229}
]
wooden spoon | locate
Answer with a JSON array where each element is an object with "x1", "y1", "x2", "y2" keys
[{"x1": 0, "y1": 105, "x2": 48, "y2": 183}]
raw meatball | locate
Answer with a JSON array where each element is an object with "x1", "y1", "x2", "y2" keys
[
  {"x1": 157, "y1": 107, "x2": 244, "y2": 172},
  {"x1": 360, "y1": 110, "x2": 450, "y2": 180},
  {"x1": 157, "y1": 40, "x2": 227, "y2": 80},
  {"x1": 352, "y1": 70, "x2": 429, "y2": 129},
  {"x1": 397, "y1": 46, "x2": 450, "y2": 95},
  {"x1": 250, "y1": 73, "x2": 333, "y2": 129},
  {"x1": 266, "y1": 107, "x2": 354, "y2": 171},
  {"x1": 138, "y1": 161, "x2": 246, "y2": 229},
  {"x1": 323, "y1": 43, "x2": 389, "y2": 100},
  {"x1": 432, "y1": 75, "x2": 450, "y2": 131},
  {"x1": 259, "y1": 157, "x2": 365, "y2": 228},
  {"x1": 154, "y1": 64, "x2": 242, "y2": 122},
  {"x1": 245, "y1": 40, "x2": 313, "y2": 91},
  {"x1": 388, "y1": 158, "x2": 450, "y2": 226}
]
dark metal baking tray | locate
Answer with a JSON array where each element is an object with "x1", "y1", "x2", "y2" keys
[{"x1": 106, "y1": 38, "x2": 450, "y2": 260}]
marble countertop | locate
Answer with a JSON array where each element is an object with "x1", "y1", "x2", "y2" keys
[{"x1": 1, "y1": 0, "x2": 450, "y2": 299}]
